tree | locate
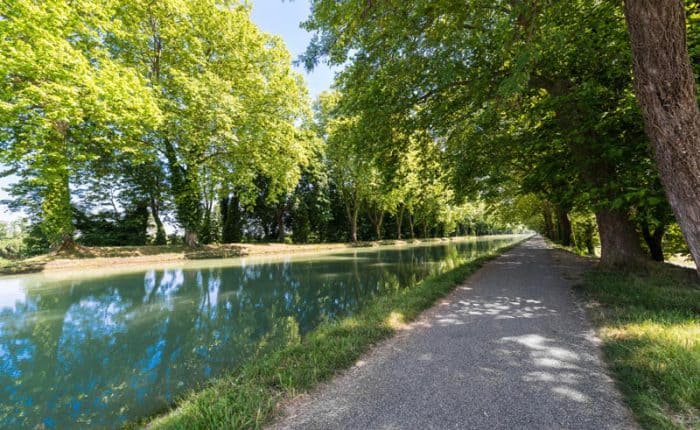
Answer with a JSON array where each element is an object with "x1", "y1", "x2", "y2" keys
[
  {"x1": 623, "y1": 0, "x2": 700, "y2": 274},
  {"x1": 315, "y1": 92, "x2": 375, "y2": 242},
  {"x1": 0, "y1": 0, "x2": 160, "y2": 250},
  {"x1": 113, "y1": 0, "x2": 312, "y2": 246},
  {"x1": 302, "y1": 0, "x2": 679, "y2": 268}
]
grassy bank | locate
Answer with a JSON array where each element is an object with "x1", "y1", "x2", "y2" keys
[
  {"x1": 137, "y1": 239, "x2": 524, "y2": 429},
  {"x1": 578, "y1": 264, "x2": 699, "y2": 429},
  {"x1": 0, "y1": 236, "x2": 509, "y2": 276}
]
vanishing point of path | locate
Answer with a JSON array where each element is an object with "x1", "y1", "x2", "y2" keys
[{"x1": 271, "y1": 237, "x2": 638, "y2": 429}]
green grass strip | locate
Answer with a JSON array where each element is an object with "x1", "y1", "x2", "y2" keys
[
  {"x1": 578, "y1": 264, "x2": 699, "y2": 429},
  {"x1": 138, "y1": 240, "x2": 524, "y2": 429}
]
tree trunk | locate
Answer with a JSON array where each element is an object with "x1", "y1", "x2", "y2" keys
[
  {"x1": 624, "y1": 0, "x2": 700, "y2": 275},
  {"x1": 51, "y1": 234, "x2": 77, "y2": 255},
  {"x1": 275, "y1": 204, "x2": 286, "y2": 242},
  {"x1": 350, "y1": 209, "x2": 358, "y2": 242},
  {"x1": 221, "y1": 194, "x2": 242, "y2": 243},
  {"x1": 556, "y1": 206, "x2": 573, "y2": 247},
  {"x1": 641, "y1": 222, "x2": 665, "y2": 262},
  {"x1": 150, "y1": 197, "x2": 167, "y2": 245},
  {"x1": 370, "y1": 210, "x2": 384, "y2": 240},
  {"x1": 396, "y1": 205, "x2": 404, "y2": 240},
  {"x1": 595, "y1": 209, "x2": 647, "y2": 268},
  {"x1": 407, "y1": 213, "x2": 415, "y2": 239},
  {"x1": 542, "y1": 204, "x2": 555, "y2": 240},
  {"x1": 42, "y1": 149, "x2": 75, "y2": 250},
  {"x1": 184, "y1": 230, "x2": 198, "y2": 247}
]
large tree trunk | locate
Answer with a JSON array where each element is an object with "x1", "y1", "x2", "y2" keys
[
  {"x1": 220, "y1": 194, "x2": 243, "y2": 243},
  {"x1": 641, "y1": 222, "x2": 665, "y2": 262},
  {"x1": 150, "y1": 197, "x2": 167, "y2": 245},
  {"x1": 624, "y1": 0, "x2": 700, "y2": 275},
  {"x1": 595, "y1": 209, "x2": 647, "y2": 268},
  {"x1": 555, "y1": 206, "x2": 573, "y2": 247},
  {"x1": 350, "y1": 210, "x2": 358, "y2": 242},
  {"x1": 275, "y1": 203, "x2": 286, "y2": 242},
  {"x1": 184, "y1": 230, "x2": 198, "y2": 247},
  {"x1": 346, "y1": 202, "x2": 359, "y2": 242},
  {"x1": 42, "y1": 144, "x2": 75, "y2": 250}
]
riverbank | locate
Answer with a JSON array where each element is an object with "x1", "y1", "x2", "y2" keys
[
  {"x1": 577, "y1": 263, "x2": 699, "y2": 429},
  {"x1": 135, "y1": 238, "x2": 526, "y2": 429},
  {"x1": 0, "y1": 236, "x2": 511, "y2": 276}
]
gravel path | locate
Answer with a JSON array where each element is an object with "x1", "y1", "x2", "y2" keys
[{"x1": 270, "y1": 236, "x2": 638, "y2": 429}]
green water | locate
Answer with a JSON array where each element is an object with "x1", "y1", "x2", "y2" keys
[{"x1": 0, "y1": 236, "x2": 521, "y2": 429}]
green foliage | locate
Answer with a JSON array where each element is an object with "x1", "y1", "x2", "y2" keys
[
  {"x1": 1, "y1": 0, "x2": 314, "y2": 249},
  {"x1": 300, "y1": 0, "x2": 694, "y2": 265},
  {"x1": 0, "y1": 0, "x2": 161, "y2": 248},
  {"x1": 110, "y1": 0, "x2": 313, "y2": 243},
  {"x1": 0, "y1": 220, "x2": 27, "y2": 259},
  {"x1": 73, "y1": 204, "x2": 150, "y2": 247}
]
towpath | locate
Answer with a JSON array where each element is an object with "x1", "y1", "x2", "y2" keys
[{"x1": 270, "y1": 237, "x2": 637, "y2": 429}]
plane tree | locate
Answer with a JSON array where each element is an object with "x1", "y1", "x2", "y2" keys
[{"x1": 0, "y1": 0, "x2": 161, "y2": 250}]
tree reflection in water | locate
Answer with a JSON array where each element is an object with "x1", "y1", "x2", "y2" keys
[{"x1": 0, "y1": 237, "x2": 515, "y2": 429}]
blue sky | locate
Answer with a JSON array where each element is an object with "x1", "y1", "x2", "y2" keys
[
  {"x1": 0, "y1": 0, "x2": 334, "y2": 222},
  {"x1": 251, "y1": 0, "x2": 335, "y2": 99}
]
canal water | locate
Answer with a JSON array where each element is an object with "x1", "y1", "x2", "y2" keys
[{"x1": 0, "y1": 236, "x2": 522, "y2": 428}]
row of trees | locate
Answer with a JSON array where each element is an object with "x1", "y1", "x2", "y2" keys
[
  {"x1": 0, "y1": 1, "x2": 515, "y2": 257},
  {"x1": 301, "y1": 0, "x2": 699, "y2": 273},
  {"x1": 0, "y1": 0, "x2": 311, "y2": 249},
  {"x1": 3, "y1": 1, "x2": 695, "y2": 271}
]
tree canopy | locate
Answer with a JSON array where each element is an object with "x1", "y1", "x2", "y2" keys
[
  {"x1": 300, "y1": 0, "x2": 698, "y2": 271},
  {"x1": 0, "y1": 0, "x2": 696, "y2": 274}
]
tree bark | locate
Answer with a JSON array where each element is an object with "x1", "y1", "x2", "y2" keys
[
  {"x1": 396, "y1": 204, "x2": 404, "y2": 240},
  {"x1": 275, "y1": 203, "x2": 286, "y2": 242},
  {"x1": 220, "y1": 194, "x2": 242, "y2": 243},
  {"x1": 556, "y1": 206, "x2": 573, "y2": 247},
  {"x1": 350, "y1": 208, "x2": 358, "y2": 242},
  {"x1": 184, "y1": 230, "x2": 198, "y2": 247},
  {"x1": 624, "y1": 0, "x2": 700, "y2": 275},
  {"x1": 595, "y1": 209, "x2": 647, "y2": 268},
  {"x1": 542, "y1": 204, "x2": 555, "y2": 240},
  {"x1": 150, "y1": 197, "x2": 167, "y2": 245},
  {"x1": 641, "y1": 222, "x2": 665, "y2": 262}
]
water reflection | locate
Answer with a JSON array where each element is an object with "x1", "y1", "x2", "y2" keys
[{"x1": 0, "y1": 237, "x2": 517, "y2": 429}]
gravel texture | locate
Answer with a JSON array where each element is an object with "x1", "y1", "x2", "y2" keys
[{"x1": 270, "y1": 237, "x2": 638, "y2": 430}]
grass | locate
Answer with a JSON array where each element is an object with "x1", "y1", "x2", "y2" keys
[
  {"x1": 136, "y1": 239, "x2": 524, "y2": 429},
  {"x1": 577, "y1": 264, "x2": 699, "y2": 429}
]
